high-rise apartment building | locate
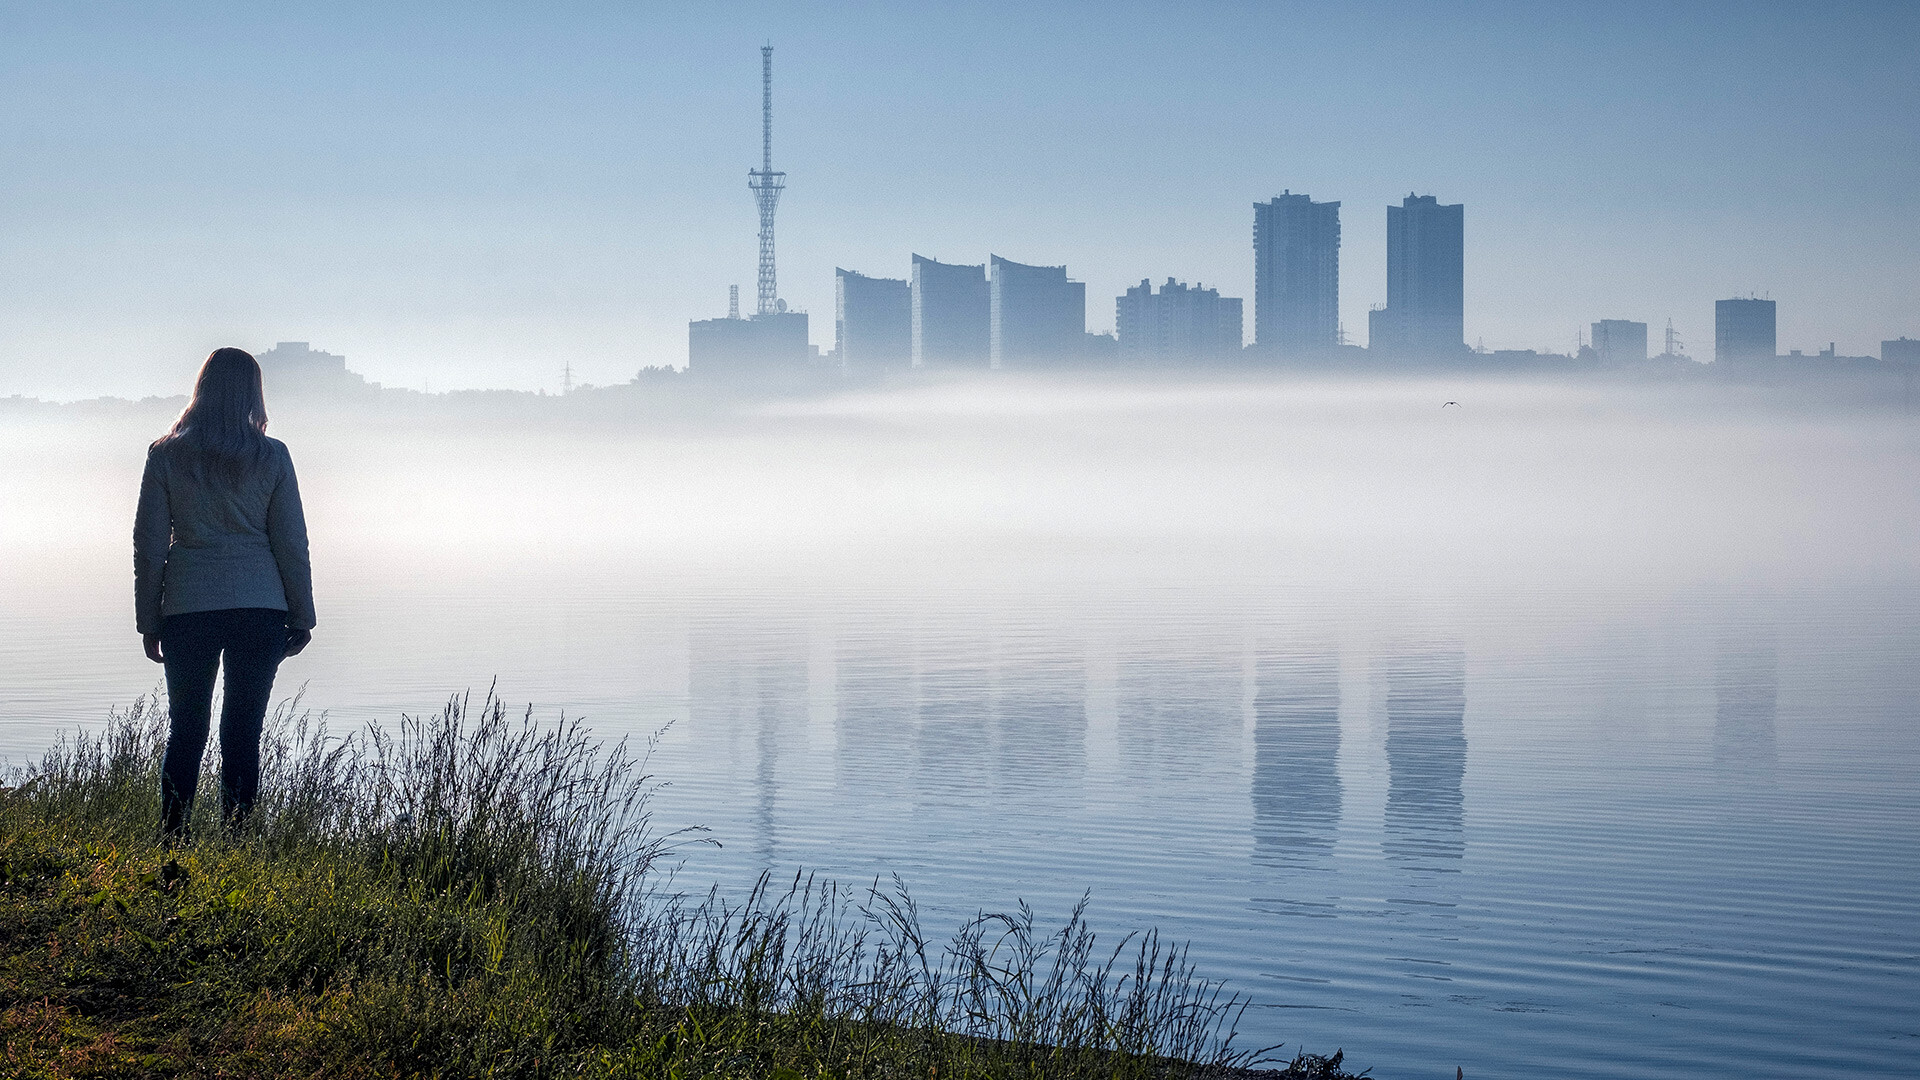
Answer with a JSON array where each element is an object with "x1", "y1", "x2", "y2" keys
[
  {"x1": 1715, "y1": 298, "x2": 1776, "y2": 365},
  {"x1": 1117, "y1": 278, "x2": 1243, "y2": 364},
  {"x1": 989, "y1": 255, "x2": 1086, "y2": 368},
  {"x1": 1374, "y1": 194, "x2": 1465, "y2": 357},
  {"x1": 1253, "y1": 191, "x2": 1340, "y2": 351},
  {"x1": 835, "y1": 268, "x2": 911, "y2": 375},
  {"x1": 1884, "y1": 337, "x2": 1920, "y2": 366},
  {"x1": 1591, "y1": 320, "x2": 1649, "y2": 365},
  {"x1": 910, "y1": 255, "x2": 989, "y2": 367}
]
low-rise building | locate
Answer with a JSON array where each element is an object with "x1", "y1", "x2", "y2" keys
[
  {"x1": 256, "y1": 341, "x2": 376, "y2": 395},
  {"x1": 1591, "y1": 320, "x2": 1649, "y2": 365},
  {"x1": 689, "y1": 310, "x2": 811, "y2": 380}
]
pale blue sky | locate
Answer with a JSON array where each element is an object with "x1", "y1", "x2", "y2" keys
[{"x1": 2, "y1": 1, "x2": 1916, "y2": 396}]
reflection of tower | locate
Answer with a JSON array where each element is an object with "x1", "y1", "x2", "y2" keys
[
  {"x1": 747, "y1": 45, "x2": 786, "y2": 315},
  {"x1": 1383, "y1": 648, "x2": 1466, "y2": 865},
  {"x1": 688, "y1": 612, "x2": 809, "y2": 865},
  {"x1": 1714, "y1": 640, "x2": 1778, "y2": 775},
  {"x1": 1252, "y1": 649, "x2": 1341, "y2": 865}
]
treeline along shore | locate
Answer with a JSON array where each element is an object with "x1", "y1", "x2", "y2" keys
[
  {"x1": 0, "y1": 694, "x2": 1361, "y2": 1079},
  {"x1": 7, "y1": 345, "x2": 1918, "y2": 429}
]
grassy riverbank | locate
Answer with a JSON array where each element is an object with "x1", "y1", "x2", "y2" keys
[{"x1": 1, "y1": 695, "x2": 1359, "y2": 1079}]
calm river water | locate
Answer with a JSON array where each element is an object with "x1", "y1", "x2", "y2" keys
[{"x1": 2, "y1": 376, "x2": 1916, "y2": 1078}]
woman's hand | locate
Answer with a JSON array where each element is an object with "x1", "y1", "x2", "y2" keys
[
  {"x1": 143, "y1": 633, "x2": 164, "y2": 664},
  {"x1": 285, "y1": 628, "x2": 312, "y2": 658}
]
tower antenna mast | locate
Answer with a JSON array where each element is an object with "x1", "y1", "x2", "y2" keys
[{"x1": 748, "y1": 44, "x2": 785, "y2": 316}]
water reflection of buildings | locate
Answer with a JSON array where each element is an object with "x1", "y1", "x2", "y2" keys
[
  {"x1": 688, "y1": 610, "x2": 1086, "y2": 866},
  {"x1": 836, "y1": 624, "x2": 919, "y2": 809},
  {"x1": 1714, "y1": 639, "x2": 1778, "y2": 776},
  {"x1": 1252, "y1": 649, "x2": 1342, "y2": 866},
  {"x1": 688, "y1": 612, "x2": 810, "y2": 864},
  {"x1": 913, "y1": 627, "x2": 993, "y2": 804},
  {"x1": 1117, "y1": 641, "x2": 1244, "y2": 790},
  {"x1": 1383, "y1": 648, "x2": 1467, "y2": 866},
  {"x1": 901, "y1": 623, "x2": 1088, "y2": 812},
  {"x1": 991, "y1": 634, "x2": 1086, "y2": 803}
]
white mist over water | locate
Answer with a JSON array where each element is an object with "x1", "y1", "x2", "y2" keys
[
  {"x1": 9, "y1": 376, "x2": 1913, "y2": 582},
  {"x1": 3, "y1": 375, "x2": 1918, "y2": 1079}
]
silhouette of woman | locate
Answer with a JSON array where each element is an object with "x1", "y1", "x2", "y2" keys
[{"x1": 134, "y1": 348, "x2": 313, "y2": 842}]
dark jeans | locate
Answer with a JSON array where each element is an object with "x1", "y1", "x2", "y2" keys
[{"x1": 159, "y1": 607, "x2": 288, "y2": 838}]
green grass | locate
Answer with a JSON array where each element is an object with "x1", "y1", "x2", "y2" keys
[{"x1": 1, "y1": 693, "x2": 1361, "y2": 1079}]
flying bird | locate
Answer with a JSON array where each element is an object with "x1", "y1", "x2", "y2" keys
[{"x1": 1442, "y1": 401, "x2": 1460, "y2": 407}]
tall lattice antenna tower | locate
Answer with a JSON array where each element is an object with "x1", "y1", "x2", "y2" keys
[
  {"x1": 748, "y1": 44, "x2": 785, "y2": 316},
  {"x1": 728, "y1": 285, "x2": 740, "y2": 320}
]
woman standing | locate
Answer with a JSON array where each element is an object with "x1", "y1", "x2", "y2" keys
[{"x1": 134, "y1": 348, "x2": 314, "y2": 841}]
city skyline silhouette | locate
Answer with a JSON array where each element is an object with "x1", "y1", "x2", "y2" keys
[{"x1": 3, "y1": 2, "x2": 1916, "y2": 398}]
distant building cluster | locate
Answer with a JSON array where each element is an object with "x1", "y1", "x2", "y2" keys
[
  {"x1": 255, "y1": 342, "x2": 375, "y2": 395},
  {"x1": 677, "y1": 46, "x2": 1912, "y2": 384},
  {"x1": 694, "y1": 252, "x2": 1113, "y2": 377},
  {"x1": 256, "y1": 341, "x2": 347, "y2": 378},
  {"x1": 691, "y1": 193, "x2": 1914, "y2": 381},
  {"x1": 692, "y1": 187, "x2": 1459, "y2": 376}
]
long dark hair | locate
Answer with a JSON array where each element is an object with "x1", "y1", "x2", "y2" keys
[{"x1": 154, "y1": 348, "x2": 271, "y2": 485}]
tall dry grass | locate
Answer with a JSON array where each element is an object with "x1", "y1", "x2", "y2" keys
[{"x1": 1, "y1": 691, "x2": 1352, "y2": 1078}]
